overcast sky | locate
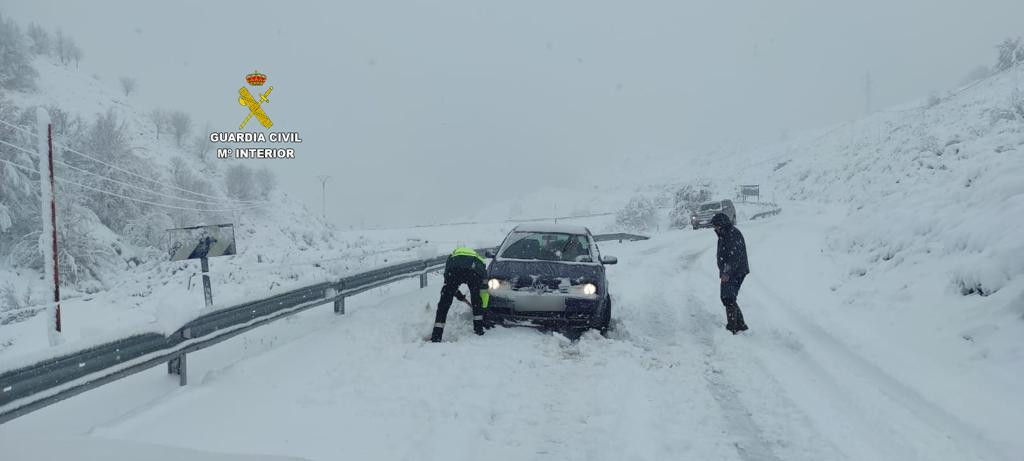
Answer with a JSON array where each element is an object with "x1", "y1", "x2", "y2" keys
[{"x1": 4, "y1": 1, "x2": 1023, "y2": 226}]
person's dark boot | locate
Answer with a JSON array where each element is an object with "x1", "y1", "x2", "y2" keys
[
  {"x1": 473, "y1": 320, "x2": 485, "y2": 336},
  {"x1": 430, "y1": 324, "x2": 444, "y2": 342}
]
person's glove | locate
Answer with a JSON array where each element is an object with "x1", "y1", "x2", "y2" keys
[{"x1": 454, "y1": 290, "x2": 467, "y2": 302}]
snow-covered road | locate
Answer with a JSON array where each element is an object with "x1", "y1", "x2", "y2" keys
[{"x1": 1, "y1": 206, "x2": 1017, "y2": 460}]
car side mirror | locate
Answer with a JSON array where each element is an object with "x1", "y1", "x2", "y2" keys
[
  {"x1": 484, "y1": 249, "x2": 497, "y2": 258},
  {"x1": 600, "y1": 255, "x2": 618, "y2": 265}
]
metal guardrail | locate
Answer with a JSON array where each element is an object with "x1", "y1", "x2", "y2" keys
[
  {"x1": 750, "y1": 207, "x2": 782, "y2": 220},
  {"x1": 0, "y1": 232, "x2": 651, "y2": 425},
  {"x1": 0, "y1": 250, "x2": 485, "y2": 425}
]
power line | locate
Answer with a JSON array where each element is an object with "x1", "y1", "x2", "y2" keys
[
  {"x1": 54, "y1": 159, "x2": 258, "y2": 207},
  {"x1": 1, "y1": 116, "x2": 268, "y2": 205},
  {"x1": 56, "y1": 175, "x2": 259, "y2": 213},
  {"x1": 54, "y1": 140, "x2": 268, "y2": 205},
  {"x1": 0, "y1": 138, "x2": 40, "y2": 158},
  {"x1": 0, "y1": 118, "x2": 38, "y2": 139},
  {"x1": 2, "y1": 138, "x2": 270, "y2": 209},
  {"x1": 0, "y1": 155, "x2": 39, "y2": 177},
  {"x1": 3, "y1": 154, "x2": 260, "y2": 213}
]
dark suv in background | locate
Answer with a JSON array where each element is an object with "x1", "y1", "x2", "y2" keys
[{"x1": 690, "y1": 199, "x2": 736, "y2": 229}]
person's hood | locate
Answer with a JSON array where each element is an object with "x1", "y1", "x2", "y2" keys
[{"x1": 711, "y1": 213, "x2": 732, "y2": 228}]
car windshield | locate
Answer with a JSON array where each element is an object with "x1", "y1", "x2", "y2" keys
[
  {"x1": 699, "y1": 202, "x2": 721, "y2": 211},
  {"x1": 499, "y1": 232, "x2": 592, "y2": 262}
]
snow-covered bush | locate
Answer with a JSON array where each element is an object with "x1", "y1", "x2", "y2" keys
[
  {"x1": 0, "y1": 281, "x2": 38, "y2": 325},
  {"x1": 124, "y1": 212, "x2": 174, "y2": 248},
  {"x1": 1010, "y1": 87, "x2": 1024, "y2": 121},
  {"x1": 10, "y1": 203, "x2": 115, "y2": 287},
  {"x1": 995, "y1": 37, "x2": 1024, "y2": 71},
  {"x1": 225, "y1": 163, "x2": 258, "y2": 201},
  {"x1": 615, "y1": 196, "x2": 657, "y2": 231},
  {"x1": 167, "y1": 157, "x2": 224, "y2": 227},
  {"x1": 990, "y1": 87, "x2": 1024, "y2": 124},
  {"x1": 668, "y1": 184, "x2": 710, "y2": 228}
]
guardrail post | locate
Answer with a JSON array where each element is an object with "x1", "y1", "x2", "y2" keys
[
  {"x1": 419, "y1": 272, "x2": 428, "y2": 288},
  {"x1": 167, "y1": 354, "x2": 187, "y2": 386},
  {"x1": 326, "y1": 287, "x2": 345, "y2": 315}
]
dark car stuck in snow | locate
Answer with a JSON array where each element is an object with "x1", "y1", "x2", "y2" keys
[{"x1": 484, "y1": 223, "x2": 617, "y2": 336}]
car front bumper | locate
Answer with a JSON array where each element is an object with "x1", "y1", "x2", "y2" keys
[{"x1": 485, "y1": 293, "x2": 600, "y2": 327}]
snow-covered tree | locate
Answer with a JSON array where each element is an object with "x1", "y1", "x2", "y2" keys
[
  {"x1": 26, "y1": 23, "x2": 50, "y2": 56},
  {"x1": 0, "y1": 99, "x2": 40, "y2": 250},
  {"x1": 0, "y1": 14, "x2": 38, "y2": 91},
  {"x1": 615, "y1": 195, "x2": 657, "y2": 232},
  {"x1": 119, "y1": 76, "x2": 137, "y2": 97},
  {"x1": 167, "y1": 157, "x2": 221, "y2": 227},
  {"x1": 68, "y1": 41, "x2": 82, "y2": 68},
  {"x1": 190, "y1": 123, "x2": 214, "y2": 160},
  {"x1": 149, "y1": 109, "x2": 167, "y2": 140},
  {"x1": 124, "y1": 211, "x2": 174, "y2": 248},
  {"x1": 254, "y1": 167, "x2": 277, "y2": 199},
  {"x1": 996, "y1": 37, "x2": 1024, "y2": 71},
  {"x1": 168, "y1": 111, "x2": 191, "y2": 147},
  {"x1": 668, "y1": 184, "x2": 711, "y2": 228},
  {"x1": 225, "y1": 163, "x2": 257, "y2": 201},
  {"x1": 70, "y1": 109, "x2": 149, "y2": 232},
  {"x1": 54, "y1": 29, "x2": 71, "y2": 65},
  {"x1": 46, "y1": 105, "x2": 84, "y2": 140}
]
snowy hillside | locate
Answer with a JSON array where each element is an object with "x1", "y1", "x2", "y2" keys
[{"x1": 0, "y1": 42, "x2": 354, "y2": 360}]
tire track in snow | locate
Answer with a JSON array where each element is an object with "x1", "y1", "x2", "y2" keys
[
  {"x1": 670, "y1": 243, "x2": 844, "y2": 461},
  {"x1": 746, "y1": 277, "x2": 1011, "y2": 461},
  {"x1": 682, "y1": 293, "x2": 783, "y2": 461}
]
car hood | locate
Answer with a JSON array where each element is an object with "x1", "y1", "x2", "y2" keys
[{"x1": 489, "y1": 259, "x2": 605, "y2": 288}]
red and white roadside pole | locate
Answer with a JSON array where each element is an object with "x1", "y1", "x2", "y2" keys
[{"x1": 36, "y1": 108, "x2": 62, "y2": 346}]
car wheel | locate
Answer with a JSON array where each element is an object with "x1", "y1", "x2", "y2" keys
[{"x1": 599, "y1": 295, "x2": 612, "y2": 336}]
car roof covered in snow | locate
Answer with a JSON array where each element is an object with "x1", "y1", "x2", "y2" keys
[{"x1": 512, "y1": 223, "x2": 591, "y2": 235}]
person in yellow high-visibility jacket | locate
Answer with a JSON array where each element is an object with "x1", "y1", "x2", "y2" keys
[{"x1": 431, "y1": 247, "x2": 490, "y2": 342}]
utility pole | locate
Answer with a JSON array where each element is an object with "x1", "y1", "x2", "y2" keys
[
  {"x1": 316, "y1": 175, "x2": 331, "y2": 219},
  {"x1": 36, "y1": 108, "x2": 62, "y2": 346}
]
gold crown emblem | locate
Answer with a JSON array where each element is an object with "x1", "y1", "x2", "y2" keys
[{"x1": 245, "y1": 71, "x2": 267, "y2": 86}]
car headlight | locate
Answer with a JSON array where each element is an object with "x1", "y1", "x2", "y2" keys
[
  {"x1": 487, "y1": 278, "x2": 502, "y2": 290},
  {"x1": 582, "y1": 283, "x2": 597, "y2": 295}
]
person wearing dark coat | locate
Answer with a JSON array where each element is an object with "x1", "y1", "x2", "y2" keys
[
  {"x1": 431, "y1": 247, "x2": 490, "y2": 342},
  {"x1": 712, "y1": 213, "x2": 750, "y2": 334}
]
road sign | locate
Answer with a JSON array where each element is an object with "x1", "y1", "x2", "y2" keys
[
  {"x1": 168, "y1": 224, "x2": 236, "y2": 261},
  {"x1": 739, "y1": 185, "x2": 760, "y2": 202},
  {"x1": 168, "y1": 224, "x2": 236, "y2": 309}
]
